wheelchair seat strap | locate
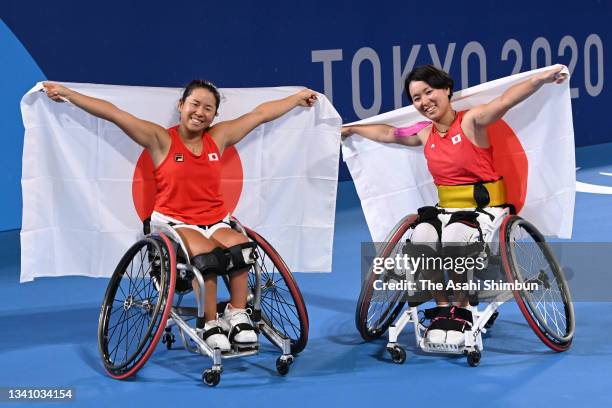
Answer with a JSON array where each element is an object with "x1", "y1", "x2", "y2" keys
[{"x1": 437, "y1": 178, "x2": 506, "y2": 209}]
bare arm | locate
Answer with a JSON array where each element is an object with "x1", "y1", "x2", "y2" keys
[
  {"x1": 42, "y1": 82, "x2": 167, "y2": 151},
  {"x1": 212, "y1": 88, "x2": 318, "y2": 149},
  {"x1": 464, "y1": 66, "x2": 568, "y2": 134},
  {"x1": 341, "y1": 124, "x2": 424, "y2": 147}
]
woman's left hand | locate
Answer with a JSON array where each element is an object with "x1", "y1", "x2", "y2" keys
[
  {"x1": 537, "y1": 65, "x2": 569, "y2": 85},
  {"x1": 296, "y1": 89, "x2": 318, "y2": 107}
]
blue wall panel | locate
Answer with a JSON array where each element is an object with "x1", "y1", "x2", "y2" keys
[{"x1": 1, "y1": 0, "x2": 609, "y2": 229}]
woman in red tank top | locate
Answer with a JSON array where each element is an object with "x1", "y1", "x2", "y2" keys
[
  {"x1": 43, "y1": 80, "x2": 318, "y2": 350},
  {"x1": 342, "y1": 65, "x2": 568, "y2": 346}
]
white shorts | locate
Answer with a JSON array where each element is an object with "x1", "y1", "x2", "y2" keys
[{"x1": 150, "y1": 211, "x2": 232, "y2": 239}]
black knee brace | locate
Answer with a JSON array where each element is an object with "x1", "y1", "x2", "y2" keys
[
  {"x1": 192, "y1": 248, "x2": 229, "y2": 277},
  {"x1": 416, "y1": 206, "x2": 443, "y2": 238},
  {"x1": 225, "y1": 242, "x2": 257, "y2": 273}
]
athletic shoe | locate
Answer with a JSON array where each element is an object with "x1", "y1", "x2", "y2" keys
[
  {"x1": 425, "y1": 306, "x2": 472, "y2": 346},
  {"x1": 198, "y1": 320, "x2": 231, "y2": 351},
  {"x1": 221, "y1": 304, "x2": 258, "y2": 343}
]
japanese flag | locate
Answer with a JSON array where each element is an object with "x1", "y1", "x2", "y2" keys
[
  {"x1": 20, "y1": 83, "x2": 341, "y2": 282},
  {"x1": 342, "y1": 66, "x2": 575, "y2": 242}
]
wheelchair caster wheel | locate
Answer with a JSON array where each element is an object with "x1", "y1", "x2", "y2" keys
[
  {"x1": 276, "y1": 356, "x2": 292, "y2": 376},
  {"x1": 162, "y1": 330, "x2": 175, "y2": 350},
  {"x1": 202, "y1": 369, "x2": 221, "y2": 387},
  {"x1": 388, "y1": 346, "x2": 406, "y2": 364},
  {"x1": 484, "y1": 311, "x2": 499, "y2": 329},
  {"x1": 467, "y1": 350, "x2": 481, "y2": 367}
]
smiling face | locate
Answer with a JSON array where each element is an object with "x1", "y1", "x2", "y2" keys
[
  {"x1": 408, "y1": 80, "x2": 451, "y2": 122},
  {"x1": 178, "y1": 87, "x2": 218, "y2": 133}
]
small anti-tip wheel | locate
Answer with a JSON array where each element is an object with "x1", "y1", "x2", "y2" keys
[
  {"x1": 484, "y1": 311, "x2": 499, "y2": 329},
  {"x1": 202, "y1": 369, "x2": 221, "y2": 387},
  {"x1": 388, "y1": 346, "x2": 406, "y2": 364},
  {"x1": 467, "y1": 350, "x2": 481, "y2": 367},
  {"x1": 162, "y1": 331, "x2": 175, "y2": 350},
  {"x1": 276, "y1": 357, "x2": 291, "y2": 376}
]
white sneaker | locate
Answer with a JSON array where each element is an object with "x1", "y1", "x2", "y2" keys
[
  {"x1": 199, "y1": 321, "x2": 231, "y2": 352},
  {"x1": 444, "y1": 330, "x2": 465, "y2": 346},
  {"x1": 221, "y1": 304, "x2": 258, "y2": 344},
  {"x1": 425, "y1": 328, "x2": 447, "y2": 344}
]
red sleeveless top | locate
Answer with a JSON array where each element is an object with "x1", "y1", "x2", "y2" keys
[
  {"x1": 153, "y1": 126, "x2": 228, "y2": 224},
  {"x1": 423, "y1": 111, "x2": 501, "y2": 186}
]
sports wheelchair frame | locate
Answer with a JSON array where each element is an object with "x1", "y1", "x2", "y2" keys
[
  {"x1": 97, "y1": 217, "x2": 309, "y2": 386},
  {"x1": 356, "y1": 213, "x2": 575, "y2": 367}
]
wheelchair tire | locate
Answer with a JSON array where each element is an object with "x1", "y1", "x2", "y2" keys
[
  {"x1": 500, "y1": 215, "x2": 575, "y2": 352},
  {"x1": 98, "y1": 233, "x2": 176, "y2": 379},
  {"x1": 245, "y1": 228, "x2": 309, "y2": 355},
  {"x1": 355, "y1": 214, "x2": 418, "y2": 341}
]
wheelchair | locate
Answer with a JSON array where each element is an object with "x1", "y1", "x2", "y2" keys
[
  {"x1": 355, "y1": 211, "x2": 575, "y2": 367},
  {"x1": 97, "y1": 217, "x2": 309, "y2": 386}
]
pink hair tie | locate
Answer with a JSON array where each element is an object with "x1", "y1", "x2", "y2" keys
[{"x1": 394, "y1": 121, "x2": 431, "y2": 137}]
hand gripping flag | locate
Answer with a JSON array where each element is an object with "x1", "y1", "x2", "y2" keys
[
  {"x1": 342, "y1": 65, "x2": 575, "y2": 242},
  {"x1": 20, "y1": 83, "x2": 341, "y2": 282}
]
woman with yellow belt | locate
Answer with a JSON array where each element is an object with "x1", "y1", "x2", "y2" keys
[{"x1": 342, "y1": 64, "x2": 567, "y2": 346}]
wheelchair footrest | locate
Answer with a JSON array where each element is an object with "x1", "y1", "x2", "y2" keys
[
  {"x1": 232, "y1": 342, "x2": 259, "y2": 352},
  {"x1": 220, "y1": 344, "x2": 260, "y2": 359},
  {"x1": 422, "y1": 341, "x2": 462, "y2": 354}
]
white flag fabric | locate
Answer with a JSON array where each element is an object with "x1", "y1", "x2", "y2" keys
[
  {"x1": 342, "y1": 66, "x2": 575, "y2": 242},
  {"x1": 21, "y1": 82, "x2": 341, "y2": 282}
]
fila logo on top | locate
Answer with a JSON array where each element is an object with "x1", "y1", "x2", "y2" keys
[
  {"x1": 451, "y1": 134, "x2": 462, "y2": 145},
  {"x1": 208, "y1": 153, "x2": 219, "y2": 161}
]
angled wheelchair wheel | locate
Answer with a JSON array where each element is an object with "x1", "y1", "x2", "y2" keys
[
  {"x1": 500, "y1": 215, "x2": 575, "y2": 352},
  {"x1": 98, "y1": 233, "x2": 176, "y2": 379},
  {"x1": 355, "y1": 214, "x2": 418, "y2": 341},
  {"x1": 245, "y1": 228, "x2": 309, "y2": 355}
]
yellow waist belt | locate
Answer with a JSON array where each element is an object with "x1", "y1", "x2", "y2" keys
[{"x1": 437, "y1": 179, "x2": 507, "y2": 208}]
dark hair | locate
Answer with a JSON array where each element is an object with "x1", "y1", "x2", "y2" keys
[
  {"x1": 180, "y1": 79, "x2": 221, "y2": 112},
  {"x1": 404, "y1": 65, "x2": 454, "y2": 103}
]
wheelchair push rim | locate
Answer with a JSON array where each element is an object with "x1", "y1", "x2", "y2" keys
[
  {"x1": 500, "y1": 215, "x2": 575, "y2": 351},
  {"x1": 245, "y1": 228, "x2": 309, "y2": 355},
  {"x1": 355, "y1": 214, "x2": 417, "y2": 341},
  {"x1": 98, "y1": 233, "x2": 176, "y2": 378}
]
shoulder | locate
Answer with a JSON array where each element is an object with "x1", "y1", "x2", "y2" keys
[
  {"x1": 208, "y1": 122, "x2": 226, "y2": 142},
  {"x1": 461, "y1": 107, "x2": 484, "y2": 128}
]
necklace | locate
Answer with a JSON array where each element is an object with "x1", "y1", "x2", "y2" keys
[{"x1": 434, "y1": 110, "x2": 456, "y2": 135}]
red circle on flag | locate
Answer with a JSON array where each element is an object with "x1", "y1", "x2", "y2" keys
[
  {"x1": 488, "y1": 119, "x2": 528, "y2": 213},
  {"x1": 132, "y1": 146, "x2": 244, "y2": 221}
]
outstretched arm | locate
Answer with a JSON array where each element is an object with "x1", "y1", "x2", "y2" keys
[
  {"x1": 42, "y1": 82, "x2": 166, "y2": 151},
  {"x1": 464, "y1": 65, "x2": 568, "y2": 131},
  {"x1": 214, "y1": 88, "x2": 318, "y2": 148},
  {"x1": 341, "y1": 123, "x2": 426, "y2": 147}
]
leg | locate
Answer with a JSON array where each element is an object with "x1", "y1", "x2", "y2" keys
[
  {"x1": 411, "y1": 222, "x2": 448, "y2": 306},
  {"x1": 411, "y1": 220, "x2": 457, "y2": 345},
  {"x1": 174, "y1": 228, "x2": 219, "y2": 323},
  {"x1": 210, "y1": 228, "x2": 250, "y2": 309},
  {"x1": 211, "y1": 227, "x2": 258, "y2": 344},
  {"x1": 441, "y1": 222, "x2": 481, "y2": 307}
]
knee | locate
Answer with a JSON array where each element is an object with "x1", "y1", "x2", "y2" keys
[
  {"x1": 411, "y1": 223, "x2": 439, "y2": 248},
  {"x1": 191, "y1": 241, "x2": 257, "y2": 277},
  {"x1": 442, "y1": 223, "x2": 478, "y2": 243},
  {"x1": 192, "y1": 247, "x2": 228, "y2": 277}
]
